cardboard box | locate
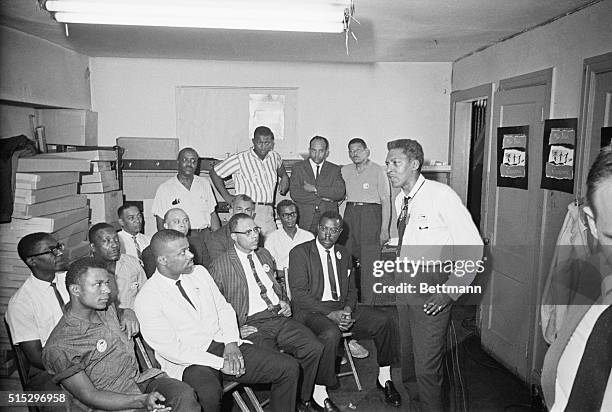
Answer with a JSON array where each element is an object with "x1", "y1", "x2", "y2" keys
[
  {"x1": 117, "y1": 137, "x2": 179, "y2": 160},
  {"x1": 14, "y1": 183, "x2": 78, "y2": 204},
  {"x1": 11, "y1": 195, "x2": 87, "y2": 219},
  {"x1": 17, "y1": 156, "x2": 91, "y2": 173},
  {"x1": 16, "y1": 172, "x2": 80, "y2": 190},
  {"x1": 87, "y1": 190, "x2": 123, "y2": 224},
  {"x1": 38, "y1": 109, "x2": 98, "y2": 146}
]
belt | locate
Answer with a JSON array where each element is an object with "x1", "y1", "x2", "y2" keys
[
  {"x1": 346, "y1": 202, "x2": 379, "y2": 206},
  {"x1": 254, "y1": 202, "x2": 274, "y2": 207}
]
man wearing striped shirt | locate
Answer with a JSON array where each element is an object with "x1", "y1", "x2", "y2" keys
[{"x1": 211, "y1": 126, "x2": 290, "y2": 237}]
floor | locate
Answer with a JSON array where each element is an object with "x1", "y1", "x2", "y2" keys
[{"x1": 0, "y1": 305, "x2": 539, "y2": 412}]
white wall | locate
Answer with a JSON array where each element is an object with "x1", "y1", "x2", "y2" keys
[
  {"x1": 0, "y1": 26, "x2": 91, "y2": 109},
  {"x1": 452, "y1": 0, "x2": 612, "y2": 119},
  {"x1": 90, "y1": 58, "x2": 451, "y2": 164}
]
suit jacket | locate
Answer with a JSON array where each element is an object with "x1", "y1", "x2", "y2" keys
[
  {"x1": 133, "y1": 266, "x2": 241, "y2": 380},
  {"x1": 210, "y1": 246, "x2": 287, "y2": 326},
  {"x1": 288, "y1": 240, "x2": 357, "y2": 317},
  {"x1": 289, "y1": 160, "x2": 346, "y2": 231}
]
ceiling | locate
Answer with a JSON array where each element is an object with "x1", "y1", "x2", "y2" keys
[{"x1": 0, "y1": 0, "x2": 599, "y2": 63}]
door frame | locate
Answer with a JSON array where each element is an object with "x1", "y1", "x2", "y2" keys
[
  {"x1": 448, "y1": 83, "x2": 493, "y2": 232},
  {"x1": 577, "y1": 51, "x2": 612, "y2": 193}
]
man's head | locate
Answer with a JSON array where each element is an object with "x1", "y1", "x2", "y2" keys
[
  {"x1": 276, "y1": 199, "x2": 298, "y2": 230},
  {"x1": 164, "y1": 208, "x2": 191, "y2": 235},
  {"x1": 309, "y1": 136, "x2": 329, "y2": 165},
  {"x1": 18, "y1": 232, "x2": 67, "y2": 279},
  {"x1": 65, "y1": 257, "x2": 112, "y2": 310},
  {"x1": 252, "y1": 126, "x2": 275, "y2": 159},
  {"x1": 348, "y1": 138, "x2": 370, "y2": 166},
  {"x1": 89, "y1": 223, "x2": 121, "y2": 262},
  {"x1": 231, "y1": 194, "x2": 256, "y2": 218},
  {"x1": 177, "y1": 148, "x2": 199, "y2": 177},
  {"x1": 385, "y1": 139, "x2": 424, "y2": 189},
  {"x1": 584, "y1": 147, "x2": 612, "y2": 265},
  {"x1": 117, "y1": 203, "x2": 143, "y2": 235},
  {"x1": 317, "y1": 211, "x2": 343, "y2": 249},
  {"x1": 229, "y1": 214, "x2": 261, "y2": 253},
  {"x1": 151, "y1": 229, "x2": 195, "y2": 278}
]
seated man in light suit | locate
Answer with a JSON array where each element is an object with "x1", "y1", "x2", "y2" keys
[
  {"x1": 289, "y1": 211, "x2": 401, "y2": 408},
  {"x1": 134, "y1": 229, "x2": 300, "y2": 412},
  {"x1": 211, "y1": 213, "x2": 331, "y2": 412}
]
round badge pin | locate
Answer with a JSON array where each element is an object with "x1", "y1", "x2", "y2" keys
[
  {"x1": 262, "y1": 264, "x2": 271, "y2": 272},
  {"x1": 96, "y1": 339, "x2": 108, "y2": 353},
  {"x1": 336, "y1": 251, "x2": 342, "y2": 260}
]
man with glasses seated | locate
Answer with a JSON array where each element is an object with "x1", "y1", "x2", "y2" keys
[
  {"x1": 6, "y1": 233, "x2": 69, "y2": 405},
  {"x1": 211, "y1": 213, "x2": 329, "y2": 412},
  {"x1": 288, "y1": 211, "x2": 402, "y2": 408},
  {"x1": 265, "y1": 200, "x2": 314, "y2": 275}
]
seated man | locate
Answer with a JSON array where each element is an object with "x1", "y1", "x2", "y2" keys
[
  {"x1": 289, "y1": 211, "x2": 402, "y2": 407},
  {"x1": 211, "y1": 214, "x2": 333, "y2": 411},
  {"x1": 6, "y1": 233, "x2": 69, "y2": 402},
  {"x1": 117, "y1": 203, "x2": 150, "y2": 266},
  {"x1": 89, "y1": 222, "x2": 145, "y2": 336},
  {"x1": 135, "y1": 229, "x2": 299, "y2": 412},
  {"x1": 208, "y1": 194, "x2": 260, "y2": 262},
  {"x1": 142, "y1": 208, "x2": 208, "y2": 277},
  {"x1": 42, "y1": 257, "x2": 199, "y2": 411}
]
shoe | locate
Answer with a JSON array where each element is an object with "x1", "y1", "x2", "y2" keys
[
  {"x1": 376, "y1": 379, "x2": 402, "y2": 407},
  {"x1": 340, "y1": 356, "x2": 348, "y2": 365},
  {"x1": 305, "y1": 398, "x2": 341, "y2": 412},
  {"x1": 348, "y1": 339, "x2": 369, "y2": 358}
]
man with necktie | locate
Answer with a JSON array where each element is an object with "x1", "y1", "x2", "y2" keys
[
  {"x1": 116, "y1": 202, "x2": 150, "y2": 266},
  {"x1": 386, "y1": 138, "x2": 482, "y2": 411},
  {"x1": 211, "y1": 213, "x2": 327, "y2": 412},
  {"x1": 6, "y1": 232, "x2": 69, "y2": 400},
  {"x1": 134, "y1": 229, "x2": 299, "y2": 412},
  {"x1": 289, "y1": 211, "x2": 402, "y2": 408}
]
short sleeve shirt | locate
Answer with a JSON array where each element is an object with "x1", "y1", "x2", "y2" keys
[
  {"x1": 264, "y1": 227, "x2": 314, "y2": 270},
  {"x1": 152, "y1": 175, "x2": 217, "y2": 230},
  {"x1": 42, "y1": 305, "x2": 144, "y2": 394},
  {"x1": 6, "y1": 271, "x2": 68, "y2": 346},
  {"x1": 214, "y1": 148, "x2": 282, "y2": 203},
  {"x1": 341, "y1": 160, "x2": 390, "y2": 204},
  {"x1": 115, "y1": 254, "x2": 147, "y2": 309}
]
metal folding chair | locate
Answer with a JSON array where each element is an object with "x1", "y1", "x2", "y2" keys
[{"x1": 4, "y1": 318, "x2": 40, "y2": 412}]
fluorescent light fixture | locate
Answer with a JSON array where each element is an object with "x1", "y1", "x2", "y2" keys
[{"x1": 44, "y1": 0, "x2": 353, "y2": 33}]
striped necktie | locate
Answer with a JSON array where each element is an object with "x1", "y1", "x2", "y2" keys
[
  {"x1": 396, "y1": 196, "x2": 411, "y2": 256},
  {"x1": 247, "y1": 254, "x2": 275, "y2": 310}
]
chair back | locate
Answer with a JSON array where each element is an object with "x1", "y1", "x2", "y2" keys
[
  {"x1": 4, "y1": 318, "x2": 32, "y2": 389},
  {"x1": 133, "y1": 335, "x2": 161, "y2": 370}
]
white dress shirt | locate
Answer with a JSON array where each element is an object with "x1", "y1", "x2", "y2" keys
[
  {"x1": 151, "y1": 175, "x2": 217, "y2": 230},
  {"x1": 315, "y1": 239, "x2": 341, "y2": 302},
  {"x1": 264, "y1": 226, "x2": 314, "y2": 270},
  {"x1": 6, "y1": 271, "x2": 68, "y2": 346},
  {"x1": 134, "y1": 265, "x2": 243, "y2": 380},
  {"x1": 309, "y1": 159, "x2": 325, "y2": 179},
  {"x1": 118, "y1": 230, "x2": 150, "y2": 260},
  {"x1": 235, "y1": 247, "x2": 280, "y2": 315}
]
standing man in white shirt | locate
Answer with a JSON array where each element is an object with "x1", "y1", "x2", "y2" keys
[
  {"x1": 210, "y1": 126, "x2": 290, "y2": 236},
  {"x1": 6, "y1": 232, "x2": 68, "y2": 398},
  {"x1": 386, "y1": 138, "x2": 482, "y2": 411},
  {"x1": 116, "y1": 202, "x2": 150, "y2": 265},
  {"x1": 134, "y1": 229, "x2": 300, "y2": 412},
  {"x1": 152, "y1": 147, "x2": 220, "y2": 266},
  {"x1": 265, "y1": 199, "x2": 314, "y2": 273}
]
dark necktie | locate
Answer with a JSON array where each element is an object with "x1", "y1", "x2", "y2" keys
[
  {"x1": 315, "y1": 165, "x2": 320, "y2": 181},
  {"x1": 50, "y1": 282, "x2": 66, "y2": 314},
  {"x1": 325, "y1": 250, "x2": 339, "y2": 300},
  {"x1": 396, "y1": 196, "x2": 411, "y2": 256},
  {"x1": 247, "y1": 254, "x2": 275, "y2": 310},
  {"x1": 175, "y1": 279, "x2": 196, "y2": 310}
]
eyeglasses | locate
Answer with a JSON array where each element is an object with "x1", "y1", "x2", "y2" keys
[
  {"x1": 232, "y1": 227, "x2": 262, "y2": 237},
  {"x1": 280, "y1": 212, "x2": 298, "y2": 218},
  {"x1": 26, "y1": 243, "x2": 65, "y2": 258},
  {"x1": 318, "y1": 226, "x2": 342, "y2": 235}
]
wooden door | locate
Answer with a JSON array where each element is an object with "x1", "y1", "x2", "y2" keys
[{"x1": 480, "y1": 83, "x2": 548, "y2": 383}]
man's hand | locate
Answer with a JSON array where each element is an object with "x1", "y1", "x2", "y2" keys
[
  {"x1": 278, "y1": 301, "x2": 292, "y2": 317},
  {"x1": 239, "y1": 325, "x2": 258, "y2": 338},
  {"x1": 120, "y1": 308, "x2": 140, "y2": 337},
  {"x1": 328, "y1": 310, "x2": 354, "y2": 331},
  {"x1": 303, "y1": 182, "x2": 317, "y2": 193},
  {"x1": 379, "y1": 228, "x2": 390, "y2": 246},
  {"x1": 145, "y1": 392, "x2": 171, "y2": 411},
  {"x1": 221, "y1": 342, "x2": 245, "y2": 377},
  {"x1": 423, "y1": 293, "x2": 453, "y2": 316},
  {"x1": 278, "y1": 175, "x2": 290, "y2": 195}
]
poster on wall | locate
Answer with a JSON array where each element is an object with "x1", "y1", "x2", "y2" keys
[
  {"x1": 602, "y1": 127, "x2": 612, "y2": 149},
  {"x1": 540, "y1": 118, "x2": 577, "y2": 194},
  {"x1": 249, "y1": 94, "x2": 285, "y2": 140},
  {"x1": 497, "y1": 126, "x2": 529, "y2": 190}
]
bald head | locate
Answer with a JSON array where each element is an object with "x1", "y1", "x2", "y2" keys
[{"x1": 164, "y1": 208, "x2": 191, "y2": 235}]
